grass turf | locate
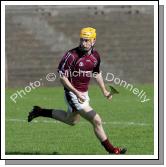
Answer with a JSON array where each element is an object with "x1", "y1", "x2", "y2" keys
[{"x1": 5, "y1": 84, "x2": 154, "y2": 155}]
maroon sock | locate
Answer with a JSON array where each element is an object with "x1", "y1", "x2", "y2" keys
[{"x1": 101, "y1": 138, "x2": 115, "y2": 153}]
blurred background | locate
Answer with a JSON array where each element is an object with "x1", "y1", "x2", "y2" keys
[{"x1": 5, "y1": 5, "x2": 154, "y2": 88}]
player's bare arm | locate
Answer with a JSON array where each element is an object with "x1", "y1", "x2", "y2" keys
[
  {"x1": 94, "y1": 72, "x2": 112, "y2": 100},
  {"x1": 59, "y1": 75, "x2": 85, "y2": 102}
]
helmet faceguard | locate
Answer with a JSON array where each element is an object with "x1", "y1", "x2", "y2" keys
[{"x1": 79, "y1": 27, "x2": 96, "y2": 53}]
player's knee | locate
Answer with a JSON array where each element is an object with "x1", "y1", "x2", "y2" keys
[
  {"x1": 69, "y1": 117, "x2": 80, "y2": 126},
  {"x1": 69, "y1": 120, "x2": 79, "y2": 126},
  {"x1": 93, "y1": 114, "x2": 102, "y2": 127},
  {"x1": 67, "y1": 113, "x2": 80, "y2": 126}
]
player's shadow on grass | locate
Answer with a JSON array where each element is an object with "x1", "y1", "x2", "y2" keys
[{"x1": 5, "y1": 151, "x2": 59, "y2": 155}]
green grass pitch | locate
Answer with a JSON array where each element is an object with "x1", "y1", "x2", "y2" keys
[{"x1": 5, "y1": 84, "x2": 154, "y2": 155}]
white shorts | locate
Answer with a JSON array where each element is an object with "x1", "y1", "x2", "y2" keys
[{"x1": 64, "y1": 90, "x2": 90, "y2": 112}]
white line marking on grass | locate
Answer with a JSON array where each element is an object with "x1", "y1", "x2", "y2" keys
[{"x1": 6, "y1": 118, "x2": 153, "y2": 127}]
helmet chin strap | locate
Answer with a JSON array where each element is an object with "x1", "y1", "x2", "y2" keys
[
  {"x1": 80, "y1": 46, "x2": 93, "y2": 55},
  {"x1": 79, "y1": 41, "x2": 95, "y2": 55},
  {"x1": 88, "y1": 42, "x2": 95, "y2": 54}
]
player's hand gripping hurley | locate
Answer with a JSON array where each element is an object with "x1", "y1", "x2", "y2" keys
[{"x1": 106, "y1": 85, "x2": 119, "y2": 100}]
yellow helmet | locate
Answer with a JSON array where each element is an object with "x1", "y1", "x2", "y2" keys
[{"x1": 80, "y1": 27, "x2": 96, "y2": 39}]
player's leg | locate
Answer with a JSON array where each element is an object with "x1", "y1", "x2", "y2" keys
[
  {"x1": 79, "y1": 106, "x2": 127, "y2": 154},
  {"x1": 28, "y1": 89, "x2": 81, "y2": 125},
  {"x1": 79, "y1": 105, "x2": 107, "y2": 141},
  {"x1": 28, "y1": 106, "x2": 80, "y2": 126},
  {"x1": 52, "y1": 105, "x2": 80, "y2": 126}
]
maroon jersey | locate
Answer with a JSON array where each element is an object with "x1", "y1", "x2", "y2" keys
[{"x1": 58, "y1": 47, "x2": 101, "y2": 92}]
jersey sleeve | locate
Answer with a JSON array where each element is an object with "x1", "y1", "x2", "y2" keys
[
  {"x1": 58, "y1": 52, "x2": 74, "y2": 76},
  {"x1": 92, "y1": 51, "x2": 101, "y2": 73}
]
